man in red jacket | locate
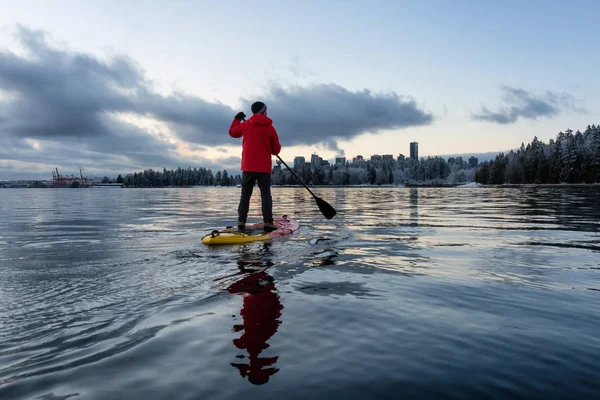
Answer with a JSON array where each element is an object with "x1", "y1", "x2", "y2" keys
[{"x1": 229, "y1": 101, "x2": 282, "y2": 231}]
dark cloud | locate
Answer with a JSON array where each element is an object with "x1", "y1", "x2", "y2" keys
[
  {"x1": 472, "y1": 86, "x2": 576, "y2": 124},
  {"x1": 0, "y1": 27, "x2": 230, "y2": 144},
  {"x1": 241, "y1": 84, "x2": 432, "y2": 148},
  {"x1": 0, "y1": 26, "x2": 433, "y2": 179},
  {"x1": 138, "y1": 92, "x2": 234, "y2": 145}
]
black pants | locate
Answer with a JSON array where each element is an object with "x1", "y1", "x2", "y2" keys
[{"x1": 238, "y1": 172, "x2": 273, "y2": 223}]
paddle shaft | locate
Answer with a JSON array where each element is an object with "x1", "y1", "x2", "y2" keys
[{"x1": 275, "y1": 155, "x2": 318, "y2": 199}]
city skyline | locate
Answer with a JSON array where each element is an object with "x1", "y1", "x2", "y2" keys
[{"x1": 289, "y1": 141, "x2": 480, "y2": 169}]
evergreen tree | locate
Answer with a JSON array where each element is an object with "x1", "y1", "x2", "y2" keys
[
  {"x1": 475, "y1": 162, "x2": 490, "y2": 184},
  {"x1": 367, "y1": 166, "x2": 376, "y2": 184},
  {"x1": 561, "y1": 138, "x2": 581, "y2": 183},
  {"x1": 489, "y1": 153, "x2": 506, "y2": 184},
  {"x1": 343, "y1": 171, "x2": 350, "y2": 185},
  {"x1": 220, "y1": 170, "x2": 229, "y2": 186}
]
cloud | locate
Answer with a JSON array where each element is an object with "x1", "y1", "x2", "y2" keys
[
  {"x1": 242, "y1": 84, "x2": 433, "y2": 148},
  {"x1": 188, "y1": 144, "x2": 208, "y2": 152},
  {"x1": 472, "y1": 86, "x2": 576, "y2": 124},
  {"x1": 0, "y1": 26, "x2": 433, "y2": 179},
  {"x1": 0, "y1": 26, "x2": 231, "y2": 142}
]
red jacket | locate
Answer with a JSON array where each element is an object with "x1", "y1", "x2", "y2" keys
[{"x1": 229, "y1": 114, "x2": 281, "y2": 173}]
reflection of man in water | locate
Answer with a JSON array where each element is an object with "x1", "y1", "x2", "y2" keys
[{"x1": 227, "y1": 249, "x2": 283, "y2": 385}]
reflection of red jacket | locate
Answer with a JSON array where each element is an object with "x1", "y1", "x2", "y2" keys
[
  {"x1": 229, "y1": 114, "x2": 282, "y2": 173},
  {"x1": 228, "y1": 272, "x2": 283, "y2": 385},
  {"x1": 233, "y1": 290, "x2": 282, "y2": 355}
]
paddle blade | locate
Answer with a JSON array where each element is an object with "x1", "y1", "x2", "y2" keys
[{"x1": 315, "y1": 196, "x2": 337, "y2": 219}]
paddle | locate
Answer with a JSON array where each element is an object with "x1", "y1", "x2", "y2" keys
[{"x1": 275, "y1": 155, "x2": 337, "y2": 219}]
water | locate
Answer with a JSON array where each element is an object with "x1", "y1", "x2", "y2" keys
[{"x1": 1, "y1": 187, "x2": 599, "y2": 399}]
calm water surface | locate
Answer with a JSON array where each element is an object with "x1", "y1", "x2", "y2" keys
[{"x1": 0, "y1": 187, "x2": 599, "y2": 399}]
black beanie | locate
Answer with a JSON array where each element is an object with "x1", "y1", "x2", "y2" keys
[{"x1": 251, "y1": 101, "x2": 267, "y2": 114}]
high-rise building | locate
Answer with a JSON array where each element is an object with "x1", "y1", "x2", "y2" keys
[
  {"x1": 382, "y1": 154, "x2": 394, "y2": 161},
  {"x1": 410, "y1": 142, "x2": 419, "y2": 161},
  {"x1": 294, "y1": 156, "x2": 306, "y2": 170},
  {"x1": 353, "y1": 155, "x2": 364, "y2": 162},
  {"x1": 371, "y1": 155, "x2": 382, "y2": 161},
  {"x1": 397, "y1": 154, "x2": 406, "y2": 161},
  {"x1": 311, "y1": 153, "x2": 321, "y2": 170},
  {"x1": 335, "y1": 156, "x2": 346, "y2": 165}
]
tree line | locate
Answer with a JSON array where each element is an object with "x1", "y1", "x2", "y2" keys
[
  {"x1": 475, "y1": 125, "x2": 600, "y2": 184},
  {"x1": 121, "y1": 157, "x2": 476, "y2": 187},
  {"x1": 121, "y1": 167, "x2": 241, "y2": 187}
]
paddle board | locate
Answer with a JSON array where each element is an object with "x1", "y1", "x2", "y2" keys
[{"x1": 201, "y1": 215, "x2": 300, "y2": 245}]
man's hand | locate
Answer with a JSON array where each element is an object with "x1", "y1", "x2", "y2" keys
[{"x1": 234, "y1": 112, "x2": 246, "y2": 121}]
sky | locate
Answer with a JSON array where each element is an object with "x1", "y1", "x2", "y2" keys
[{"x1": 0, "y1": 0, "x2": 598, "y2": 180}]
